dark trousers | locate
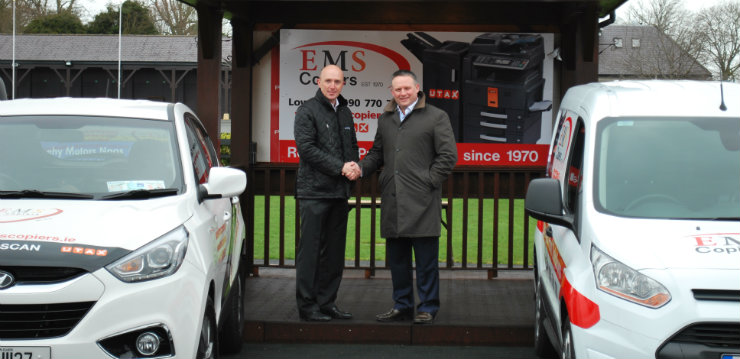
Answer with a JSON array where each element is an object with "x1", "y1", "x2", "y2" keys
[
  {"x1": 387, "y1": 236, "x2": 440, "y2": 314},
  {"x1": 295, "y1": 198, "x2": 348, "y2": 315}
]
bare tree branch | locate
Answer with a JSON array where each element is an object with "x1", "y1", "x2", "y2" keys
[
  {"x1": 617, "y1": 0, "x2": 708, "y2": 79},
  {"x1": 150, "y1": 0, "x2": 196, "y2": 35},
  {"x1": 695, "y1": 1, "x2": 740, "y2": 80}
]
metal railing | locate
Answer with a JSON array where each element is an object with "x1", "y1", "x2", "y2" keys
[{"x1": 244, "y1": 164, "x2": 545, "y2": 278}]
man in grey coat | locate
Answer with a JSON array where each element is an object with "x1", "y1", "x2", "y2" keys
[{"x1": 354, "y1": 69, "x2": 457, "y2": 324}]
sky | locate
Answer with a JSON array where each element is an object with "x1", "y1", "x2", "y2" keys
[
  {"x1": 77, "y1": 0, "x2": 114, "y2": 23},
  {"x1": 616, "y1": 0, "x2": 728, "y2": 19}
]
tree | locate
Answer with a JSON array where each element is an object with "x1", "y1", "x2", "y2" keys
[
  {"x1": 625, "y1": 0, "x2": 688, "y2": 34},
  {"x1": 0, "y1": 0, "x2": 11, "y2": 33},
  {"x1": 619, "y1": 0, "x2": 707, "y2": 79},
  {"x1": 150, "y1": 0, "x2": 196, "y2": 35},
  {"x1": 695, "y1": 1, "x2": 740, "y2": 81},
  {"x1": 87, "y1": 0, "x2": 158, "y2": 35},
  {"x1": 52, "y1": 0, "x2": 79, "y2": 13},
  {"x1": 24, "y1": 11, "x2": 85, "y2": 33},
  {"x1": 0, "y1": 0, "x2": 40, "y2": 33},
  {"x1": 86, "y1": 4, "x2": 118, "y2": 34},
  {"x1": 0, "y1": 0, "x2": 82, "y2": 34}
]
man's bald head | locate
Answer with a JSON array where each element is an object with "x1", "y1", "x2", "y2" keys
[{"x1": 318, "y1": 65, "x2": 345, "y2": 103}]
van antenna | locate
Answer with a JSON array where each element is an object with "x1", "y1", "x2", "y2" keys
[{"x1": 719, "y1": 80, "x2": 727, "y2": 111}]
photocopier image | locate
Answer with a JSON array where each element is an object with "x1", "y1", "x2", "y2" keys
[{"x1": 402, "y1": 32, "x2": 552, "y2": 144}]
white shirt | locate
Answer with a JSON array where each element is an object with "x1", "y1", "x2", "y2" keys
[{"x1": 397, "y1": 99, "x2": 418, "y2": 122}]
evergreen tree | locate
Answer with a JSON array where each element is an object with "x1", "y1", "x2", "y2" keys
[
  {"x1": 24, "y1": 11, "x2": 85, "y2": 34},
  {"x1": 87, "y1": 0, "x2": 158, "y2": 35}
]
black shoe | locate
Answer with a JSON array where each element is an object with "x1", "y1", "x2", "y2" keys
[
  {"x1": 299, "y1": 311, "x2": 332, "y2": 322},
  {"x1": 413, "y1": 312, "x2": 435, "y2": 324},
  {"x1": 375, "y1": 308, "x2": 413, "y2": 322},
  {"x1": 320, "y1": 305, "x2": 353, "y2": 319}
]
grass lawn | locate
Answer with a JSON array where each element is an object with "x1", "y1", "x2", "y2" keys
[{"x1": 253, "y1": 196, "x2": 536, "y2": 267}]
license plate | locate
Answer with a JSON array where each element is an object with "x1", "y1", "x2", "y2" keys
[
  {"x1": 0, "y1": 347, "x2": 51, "y2": 359},
  {"x1": 722, "y1": 355, "x2": 740, "y2": 359}
]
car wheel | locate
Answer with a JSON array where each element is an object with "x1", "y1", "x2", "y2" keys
[
  {"x1": 197, "y1": 297, "x2": 218, "y2": 359},
  {"x1": 534, "y1": 280, "x2": 557, "y2": 358},
  {"x1": 219, "y1": 270, "x2": 245, "y2": 354},
  {"x1": 561, "y1": 312, "x2": 576, "y2": 359}
]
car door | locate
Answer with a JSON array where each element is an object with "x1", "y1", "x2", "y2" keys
[
  {"x1": 184, "y1": 115, "x2": 233, "y2": 304},
  {"x1": 542, "y1": 110, "x2": 586, "y2": 328}
]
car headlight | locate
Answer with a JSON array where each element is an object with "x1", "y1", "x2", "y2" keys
[
  {"x1": 106, "y1": 226, "x2": 188, "y2": 282},
  {"x1": 590, "y1": 245, "x2": 671, "y2": 308}
]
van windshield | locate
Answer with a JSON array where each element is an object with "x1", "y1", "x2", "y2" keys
[{"x1": 594, "y1": 117, "x2": 740, "y2": 219}]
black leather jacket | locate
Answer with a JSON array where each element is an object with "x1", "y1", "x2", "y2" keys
[{"x1": 294, "y1": 89, "x2": 359, "y2": 199}]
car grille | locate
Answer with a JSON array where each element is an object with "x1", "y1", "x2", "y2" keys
[
  {"x1": 692, "y1": 289, "x2": 740, "y2": 302},
  {"x1": 0, "y1": 302, "x2": 96, "y2": 339},
  {"x1": 0, "y1": 266, "x2": 87, "y2": 284},
  {"x1": 672, "y1": 323, "x2": 740, "y2": 347},
  {"x1": 657, "y1": 322, "x2": 740, "y2": 359}
]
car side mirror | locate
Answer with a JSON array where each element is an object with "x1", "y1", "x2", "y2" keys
[
  {"x1": 525, "y1": 178, "x2": 574, "y2": 229},
  {"x1": 199, "y1": 167, "x2": 247, "y2": 202}
]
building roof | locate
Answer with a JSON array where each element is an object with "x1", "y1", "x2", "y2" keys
[
  {"x1": 598, "y1": 25, "x2": 711, "y2": 80},
  {"x1": 3, "y1": 27, "x2": 710, "y2": 79},
  {"x1": 0, "y1": 34, "x2": 232, "y2": 66}
]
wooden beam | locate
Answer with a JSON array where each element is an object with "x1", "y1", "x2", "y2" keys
[
  {"x1": 196, "y1": 4, "x2": 223, "y2": 148},
  {"x1": 235, "y1": 1, "x2": 565, "y2": 26},
  {"x1": 230, "y1": 17, "x2": 256, "y2": 275}
]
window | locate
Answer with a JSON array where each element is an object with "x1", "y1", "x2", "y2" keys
[
  {"x1": 185, "y1": 114, "x2": 218, "y2": 184},
  {"x1": 594, "y1": 117, "x2": 740, "y2": 219},
  {"x1": 549, "y1": 111, "x2": 585, "y2": 215},
  {"x1": 565, "y1": 121, "x2": 585, "y2": 214},
  {"x1": 631, "y1": 38, "x2": 641, "y2": 48},
  {"x1": 613, "y1": 38, "x2": 623, "y2": 48}
]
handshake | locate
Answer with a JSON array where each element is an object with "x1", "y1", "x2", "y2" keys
[{"x1": 342, "y1": 161, "x2": 361, "y2": 181}]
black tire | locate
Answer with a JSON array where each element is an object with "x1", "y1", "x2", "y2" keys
[
  {"x1": 560, "y1": 312, "x2": 576, "y2": 359},
  {"x1": 197, "y1": 297, "x2": 218, "y2": 359},
  {"x1": 219, "y1": 270, "x2": 245, "y2": 354},
  {"x1": 534, "y1": 280, "x2": 557, "y2": 358}
]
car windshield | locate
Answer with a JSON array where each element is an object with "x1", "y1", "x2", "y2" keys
[
  {"x1": 0, "y1": 115, "x2": 183, "y2": 199},
  {"x1": 594, "y1": 117, "x2": 740, "y2": 219}
]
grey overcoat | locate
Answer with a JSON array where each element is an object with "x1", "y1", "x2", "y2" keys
[{"x1": 360, "y1": 92, "x2": 457, "y2": 238}]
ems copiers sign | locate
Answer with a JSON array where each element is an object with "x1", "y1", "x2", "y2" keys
[{"x1": 274, "y1": 29, "x2": 554, "y2": 166}]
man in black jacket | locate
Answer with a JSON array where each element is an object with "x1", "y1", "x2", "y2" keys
[{"x1": 294, "y1": 65, "x2": 359, "y2": 322}]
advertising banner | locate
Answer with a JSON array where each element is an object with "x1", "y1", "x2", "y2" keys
[{"x1": 274, "y1": 29, "x2": 554, "y2": 167}]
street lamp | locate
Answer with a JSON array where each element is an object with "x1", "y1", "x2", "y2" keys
[
  {"x1": 118, "y1": 1, "x2": 123, "y2": 99},
  {"x1": 12, "y1": 0, "x2": 16, "y2": 99}
]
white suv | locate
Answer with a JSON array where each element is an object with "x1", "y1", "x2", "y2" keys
[
  {"x1": 0, "y1": 98, "x2": 247, "y2": 359},
  {"x1": 526, "y1": 81, "x2": 740, "y2": 359}
]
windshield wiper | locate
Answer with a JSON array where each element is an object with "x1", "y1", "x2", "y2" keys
[
  {"x1": 100, "y1": 188, "x2": 179, "y2": 200},
  {"x1": 0, "y1": 190, "x2": 94, "y2": 199}
]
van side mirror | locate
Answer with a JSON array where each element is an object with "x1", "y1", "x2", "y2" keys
[{"x1": 525, "y1": 178, "x2": 574, "y2": 229}]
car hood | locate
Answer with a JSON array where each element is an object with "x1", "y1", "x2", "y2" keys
[
  {"x1": 590, "y1": 215, "x2": 740, "y2": 271},
  {"x1": 0, "y1": 197, "x2": 191, "y2": 271}
]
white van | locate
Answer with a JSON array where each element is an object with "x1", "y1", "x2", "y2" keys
[{"x1": 525, "y1": 80, "x2": 740, "y2": 359}]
